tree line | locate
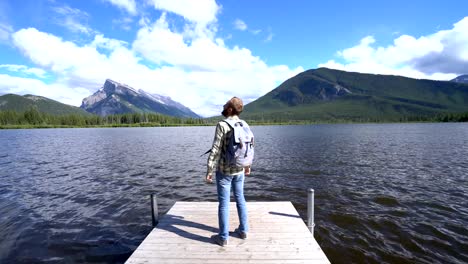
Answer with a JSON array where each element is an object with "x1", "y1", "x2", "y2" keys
[
  {"x1": 0, "y1": 108, "x2": 467, "y2": 128},
  {"x1": 0, "y1": 108, "x2": 209, "y2": 127},
  {"x1": 433, "y1": 112, "x2": 468, "y2": 122}
]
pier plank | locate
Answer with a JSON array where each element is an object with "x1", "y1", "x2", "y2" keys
[{"x1": 126, "y1": 202, "x2": 329, "y2": 264}]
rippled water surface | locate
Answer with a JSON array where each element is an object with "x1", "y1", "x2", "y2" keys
[{"x1": 1, "y1": 124, "x2": 467, "y2": 263}]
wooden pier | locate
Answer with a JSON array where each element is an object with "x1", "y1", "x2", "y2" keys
[{"x1": 126, "y1": 201, "x2": 330, "y2": 263}]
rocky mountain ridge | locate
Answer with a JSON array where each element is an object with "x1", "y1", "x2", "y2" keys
[{"x1": 80, "y1": 79, "x2": 200, "y2": 118}]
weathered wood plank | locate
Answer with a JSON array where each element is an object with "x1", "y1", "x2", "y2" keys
[
  {"x1": 134, "y1": 244, "x2": 317, "y2": 252},
  {"x1": 129, "y1": 251, "x2": 324, "y2": 259},
  {"x1": 137, "y1": 237, "x2": 321, "y2": 249},
  {"x1": 126, "y1": 202, "x2": 329, "y2": 264},
  {"x1": 127, "y1": 258, "x2": 327, "y2": 264}
]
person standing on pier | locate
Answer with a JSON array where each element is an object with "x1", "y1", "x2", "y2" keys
[{"x1": 206, "y1": 97, "x2": 254, "y2": 246}]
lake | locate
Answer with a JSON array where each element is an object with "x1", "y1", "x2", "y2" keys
[{"x1": 0, "y1": 123, "x2": 467, "y2": 263}]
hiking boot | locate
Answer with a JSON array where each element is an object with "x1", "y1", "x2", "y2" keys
[
  {"x1": 235, "y1": 228, "x2": 247, "y2": 239},
  {"x1": 211, "y1": 235, "x2": 227, "y2": 247}
]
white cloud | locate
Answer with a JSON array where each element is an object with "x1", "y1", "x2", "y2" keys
[
  {"x1": 233, "y1": 19, "x2": 247, "y2": 31},
  {"x1": 130, "y1": 12, "x2": 303, "y2": 116},
  {"x1": 103, "y1": 0, "x2": 137, "y2": 15},
  {"x1": 319, "y1": 16, "x2": 468, "y2": 80},
  {"x1": 0, "y1": 74, "x2": 90, "y2": 106},
  {"x1": 133, "y1": 14, "x2": 271, "y2": 72},
  {"x1": 91, "y1": 34, "x2": 129, "y2": 50},
  {"x1": 147, "y1": 0, "x2": 220, "y2": 26},
  {"x1": 13, "y1": 28, "x2": 106, "y2": 75},
  {"x1": 8, "y1": 19, "x2": 301, "y2": 116},
  {"x1": 4, "y1": 1, "x2": 303, "y2": 117},
  {"x1": 0, "y1": 64, "x2": 47, "y2": 78}
]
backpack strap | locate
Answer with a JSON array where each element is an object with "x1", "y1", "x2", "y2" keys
[{"x1": 200, "y1": 149, "x2": 211, "y2": 156}]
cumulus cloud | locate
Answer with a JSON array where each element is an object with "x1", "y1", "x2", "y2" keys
[
  {"x1": 91, "y1": 34, "x2": 129, "y2": 50},
  {"x1": 13, "y1": 28, "x2": 106, "y2": 76},
  {"x1": 12, "y1": 28, "x2": 149, "y2": 91},
  {"x1": 130, "y1": 10, "x2": 302, "y2": 116},
  {"x1": 103, "y1": 0, "x2": 137, "y2": 15},
  {"x1": 7, "y1": 5, "x2": 302, "y2": 117},
  {"x1": 147, "y1": 0, "x2": 219, "y2": 26},
  {"x1": 319, "y1": 16, "x2": 468, "y2": 80},
  {"x1": 233, "y1": 19, "x2": 247, "y2": 31},
  {"x1": 131, "y1": 13, "x2": 303, "y2": 115},
  {"x1": 133, "y1": 14, "x2": 269, "y2": 72},
  {"x1": 410, "y1": 18, "x2": 468, "y2": 75}
]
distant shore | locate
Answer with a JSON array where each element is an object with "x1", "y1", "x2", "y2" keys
[
  {"x1": 1, "y1": 120, "x2": 467, "y2": 129},
  {"x1": 1, "y1": 108, "x2": 467, "y2": 129}
]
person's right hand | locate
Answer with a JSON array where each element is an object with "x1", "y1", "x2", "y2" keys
[
  {"x1": 245, "y1": 166, "x2": 251, "y2": 176},
  {"x1": 205, "y1": 173, "x2": 213, "y2": 184}
]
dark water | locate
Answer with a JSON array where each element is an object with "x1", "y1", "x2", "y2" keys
[{"x1": 0, "y1": 124, "x2": 467, "y2": 263}]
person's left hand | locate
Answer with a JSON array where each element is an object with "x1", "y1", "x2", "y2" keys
[{"x1": 205, "y1": 173, "x2": 213, "y2": 184}]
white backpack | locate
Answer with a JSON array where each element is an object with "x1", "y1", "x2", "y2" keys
[{"x1": 223, "y1": 119, "x2": 254, "y2": 167}]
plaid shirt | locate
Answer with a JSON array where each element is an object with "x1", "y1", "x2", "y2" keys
[{"x1": 207, "y1": 115, "x2": 245, "y2": 176}]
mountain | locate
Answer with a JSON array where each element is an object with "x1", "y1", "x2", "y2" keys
[
  {"x1": 80, "y1": 79, "x2": 200, "y2": 118},
  {"x1": 0, "y1": 94, "x2": 89, "y2": 115},
  {"x1": 243, "y1": 68, "x2": 468, "y2": 121},
  {"x1": 451, "y1": 75, "x2": 468, "y2": 84}
]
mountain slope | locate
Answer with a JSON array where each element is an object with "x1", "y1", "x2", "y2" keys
[
  {"x1": 451, "y1": 75, "x2": 468, "y2": 84},
  {"x1": 81, "y1": 79, "x2": 200, "y2": 118},
  {"x1": 243, "y1": 68, "x2": 468, "y2": 121},
  {"x1": 0, "y1": 94, "x2": 89, "y2": 115}
]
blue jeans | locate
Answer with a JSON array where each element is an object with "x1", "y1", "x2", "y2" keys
[{"x1": 216, "y1": 170, "x2": 249, "y2": 241}]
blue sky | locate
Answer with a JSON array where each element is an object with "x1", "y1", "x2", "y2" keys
[{"x1": 0, "y1": 0, "x2": 467, "y2": 116}]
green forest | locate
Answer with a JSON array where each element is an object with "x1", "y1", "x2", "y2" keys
[
  {"x1": 0, "y1": 107, "x2": 467, "y2": 129},
  {"x1": 0, "y1": 108, "x2": 208, "y2": 128}
]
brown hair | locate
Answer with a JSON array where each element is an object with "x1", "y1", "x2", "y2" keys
[{"x1": 224, "y1": 97, "x2": 243, "y2": 116}]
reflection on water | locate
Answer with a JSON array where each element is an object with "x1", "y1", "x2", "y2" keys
[{"x1": 0, "y1": 124, "x2": 467, "y2": 263}]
